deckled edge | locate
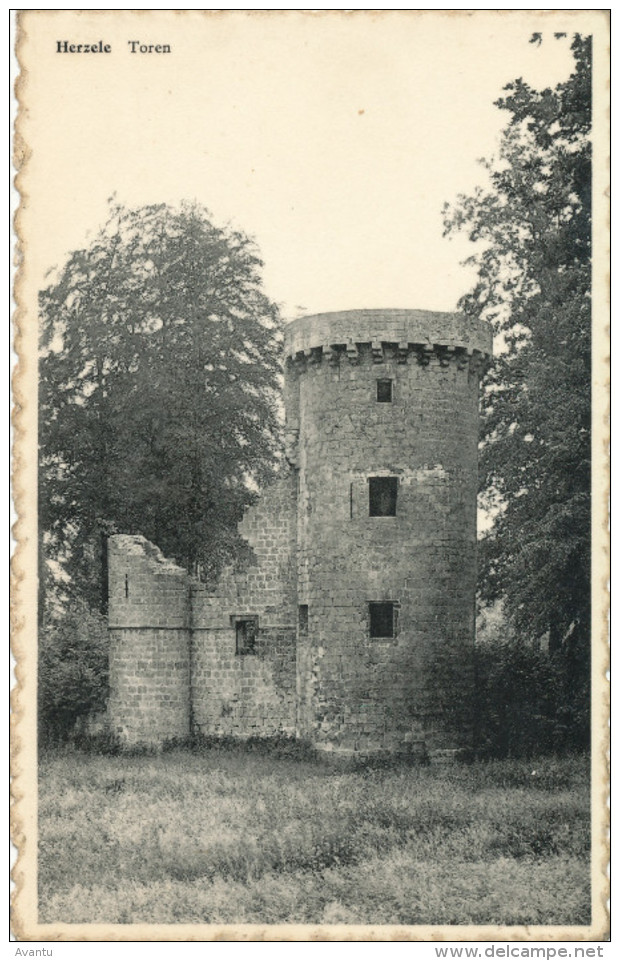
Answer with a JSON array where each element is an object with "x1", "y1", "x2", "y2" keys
[
  {"x1": 11, "y1": 8, "x2": 35, "y2": 944},
  {"x1": 9, "y1": 8, "x2": 610, "y2": 943}
]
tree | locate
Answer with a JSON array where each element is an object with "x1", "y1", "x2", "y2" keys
[
  {"x1": 38, "y1": 597, "x2": 109, "y2": 744},
  {"x1": 443, "y1": 35, "x2": 591, "y2": 660},
  {"x1": 39, "y1": 201, "x2": 283, "y2": 610}
]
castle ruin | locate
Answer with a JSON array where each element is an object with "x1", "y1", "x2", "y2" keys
[{"x1": 108, "y1": 308, "x2": 492, "y2": 759}]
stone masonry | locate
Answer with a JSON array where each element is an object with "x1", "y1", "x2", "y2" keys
[{"x1": 108, "y1": 308, "x2": 492, "y2": 758}]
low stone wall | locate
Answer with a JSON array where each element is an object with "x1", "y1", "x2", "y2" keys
[
  {"x1": 190, "y1": 475, "x2": 298, "y2": 739},
  {"x1": 107, "y1": 535, "x2": 191, "y2": 747},
  {"x1": 107, "y1": 476, "x2": 298, "y2": 748}
]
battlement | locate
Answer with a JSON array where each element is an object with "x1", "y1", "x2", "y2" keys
[
  {"x1": 109, "y1": 303, "x2": 491, "y2": 756},
  {"x1": 284, "y1": 309, "x2": 492, "y2": 369}
]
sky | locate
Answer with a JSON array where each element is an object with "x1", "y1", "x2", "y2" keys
[{"x1": 18, "y1": 10, "x2": 588, "y2": 321}]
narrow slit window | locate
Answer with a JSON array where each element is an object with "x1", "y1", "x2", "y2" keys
[
  {"x1": 234, "y1": 616, "x2": 258, "y2": 655},
  {"x1": 376, "y1": 379, "x2": 393, "y2": 403},
  {"x1": 369, "y1": 476, "x2": 398, "y2": 516},
  {"x1": 298, "y1": 604, "x2": 308, "y2": 636},
  {"x1": 369, "y1": 602, "x2": 396, "y2": 639}
]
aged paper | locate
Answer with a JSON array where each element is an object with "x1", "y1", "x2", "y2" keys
[{"x1": 12, "y1": 9, "x2": 610, "y2": 942}]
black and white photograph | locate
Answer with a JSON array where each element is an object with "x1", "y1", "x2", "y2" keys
[{"x1": 11, "y1": 8, "x2": 609, "y2": 942}]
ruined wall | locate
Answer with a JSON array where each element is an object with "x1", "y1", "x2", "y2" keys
[
  {"x1": 108, "y1": 535, "x2": 191, "y2": 747},
  {"x1": 284, "y1": 309, "x2": 492, "y2": 758},
  {"x1": 107, "y1": 478, "x2": 297, "y2": 747},
  {"x1": 107, "y1": 308, "x2": 491, "y2": 758},
  {"x1": 190, "y1": 474, "x2": 298, "y2": 738}
]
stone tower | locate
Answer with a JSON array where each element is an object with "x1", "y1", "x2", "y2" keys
[
  {"x1": 107, "y1": 308, "x2": 492, "y2": 759},
  {"x1": 283, "y1": 309, "x2": 492, "y2": 758}
]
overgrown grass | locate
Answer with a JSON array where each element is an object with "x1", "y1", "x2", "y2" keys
[{"x1": 38, "y1": 747, "x2": 590, "y2": 926}]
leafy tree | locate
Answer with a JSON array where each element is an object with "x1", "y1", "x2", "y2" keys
[
  {"x1": 443, "y1": 35, "x2": 591, "y2": 661},
  {"x1": 473, "y1": 617, "x2": 589, "y2": 758},
  {"x1": 39, "y1": 201, "x2": 283, "y2": 610},
  {"x1": 425, "y1": 600, "x2": 589, "y2": 758},
  {"x1": 38, "y1": 598, "x2": 109, "y2": 744}
]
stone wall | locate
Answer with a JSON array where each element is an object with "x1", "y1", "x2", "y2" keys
[
  {"x1": 107, "y1": 477, "x2": 297, "y2": 747},
  {"x1": 190, "y1": 475, "x2": 297, "y2": 738},
  {"x1": 285, "y1": 309, "x2": 492, "y2": 758},
  {"x1": 107, "y1": 535, "x2": 191, "y2": 747},
  {"x1": 107, "y1": 308, "x2": 491, "y2": 758},
  {"x1": 284, "y1": 308, "x2": 491, "y2": 362}
]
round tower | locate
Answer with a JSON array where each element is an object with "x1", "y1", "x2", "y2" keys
[{"x1": 283, "y1": 309, "x2": 492, "y2": 759}]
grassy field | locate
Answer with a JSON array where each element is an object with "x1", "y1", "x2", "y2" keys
[{"x1": 38, "y1": 746, "x2": 590, "y2": 926}]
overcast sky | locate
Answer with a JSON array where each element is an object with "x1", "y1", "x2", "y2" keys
[{"x1": 20, "y1": 10, "x2": 587, "y2": 320}]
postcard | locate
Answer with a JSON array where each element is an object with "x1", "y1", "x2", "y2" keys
[{"x1": 12, "y1": 9, "x2": 610, "y2": 943}]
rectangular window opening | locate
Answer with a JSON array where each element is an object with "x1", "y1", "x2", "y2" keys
[
  {"x1": 376, "y1": 379, "x2": 393, "y2": 403},
  {"x1": 234, "y1": 616, "x2": 258, "y2": 655},
  {"x1": 369, "y1": 602, "x2": 397, "y2": 639},
  {"x1": 369, "y1": 476, "x2": 398, "y2": 516},
  {"x1": 298, "y1": 604, "x2": 308, "y2": 636}
]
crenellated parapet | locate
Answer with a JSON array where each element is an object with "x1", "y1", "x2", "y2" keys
[
  {"x1": 284, "y1": 308, "x2": 492, "y2": 375},
  {"x1": 287, "y1": 341, "x2": 489, "y2": 376},
  {"x1": 109, "y1": 304, "x2": 492, "y2": 759}
]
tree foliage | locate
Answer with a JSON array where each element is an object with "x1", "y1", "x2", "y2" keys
[
  {"x1": 443, "y1": 35, "x2": 591, "y2": 655},
  {"x1": 473, "y1": 614, "x2": 589, "y2": 758},
  {"x1": 38, "y1": 598, "x2": 109, "y2": 744},
  {"x1": 39, "y1": 202, "x2": 283, "y2": 609}
]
